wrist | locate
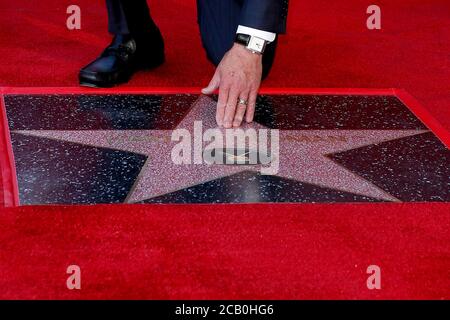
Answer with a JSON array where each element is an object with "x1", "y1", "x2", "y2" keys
[{"x1": 232, "y1": 43, "x2": 263, "y2": 61}]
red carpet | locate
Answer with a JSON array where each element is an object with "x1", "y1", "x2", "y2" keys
[
  {"x1": 1, "y1": 203, "x2": 449, "y2": 300},
  {"x1": 0, "y1": 0, "x2": 449, "y2": 299},
  {"x1": 0, "y1": 1, "x2": 449, "y2": 130}
]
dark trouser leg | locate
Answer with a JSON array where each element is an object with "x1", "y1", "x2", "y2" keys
[
  {"x1": 106, "y1": 0, "x2": 158, "y2": 35},
  {"x1": 196, "y1": 0, "x2": 278, "y2": 79}
]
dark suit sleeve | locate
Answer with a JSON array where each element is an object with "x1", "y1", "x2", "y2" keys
[{"x1": 239, "y1": 0, "x2": 289, "y2": 34}]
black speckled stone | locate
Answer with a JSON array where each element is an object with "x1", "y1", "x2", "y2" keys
[
  {"x1": 10, "y1": 133, "x2": 146, "y2": 204},
  {"x1": 253, "y1": 95, "x2": 427, "y2": 130},
  {"x1": 5, "y1": 94, "x2": 197, "y2": 130},
  {"x1": 329, "y1": 132, "x2": 450, "y2": 202}
]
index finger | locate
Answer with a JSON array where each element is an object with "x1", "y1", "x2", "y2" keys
[{"x1": 216, "y1": 85, "x2": 229, "y2": 127}]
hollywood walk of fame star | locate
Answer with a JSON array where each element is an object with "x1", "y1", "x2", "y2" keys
[{"x1": 14, "y1": 95, "x2": 427, "y2": 203}]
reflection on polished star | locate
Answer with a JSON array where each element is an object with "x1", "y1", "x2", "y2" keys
[
  {"x1": 226, "y1": 151, "x2": 250, "y2": 163},
  {"x1": 14, "y1": 95, "x2": 427, "y2": 202}
]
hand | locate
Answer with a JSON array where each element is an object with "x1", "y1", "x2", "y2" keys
[{"x1": 202, "y1": 43, "x2": 263, "y2": 128}]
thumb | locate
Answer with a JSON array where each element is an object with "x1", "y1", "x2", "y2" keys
[{"x1": 202, "y1": 72, "x2": 220, "y2": 95}]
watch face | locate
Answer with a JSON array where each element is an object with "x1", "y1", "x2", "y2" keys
[{"x1": 248, "y1": 36, "x2": 266, "y2": 53}]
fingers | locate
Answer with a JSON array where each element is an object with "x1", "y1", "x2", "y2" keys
[
  {"x1": 233, "y1": 92, "x2": 249, "y2": 127},
  {"x1": 223, "y1": 87, "x2": 239, "y2": 128},
  {"x1": 216, "y1": 84, "x2": 229, "y2": 127},
  {"x1": 204, "y1": 70, "x2": 227, "y2": 126},
  {"x1": 217, "y1": 86, "x2": 258, "y2": 128},
  {"x1": 245, "y1": 91, "x2": 258, "y2": 123},
  {"x1": 201, "y1": 72, "x2": 220, "y2": 95}
]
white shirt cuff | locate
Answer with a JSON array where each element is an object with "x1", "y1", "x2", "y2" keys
[{"x1": 236, "y1": 25, "x2": 276, "y2": 42}]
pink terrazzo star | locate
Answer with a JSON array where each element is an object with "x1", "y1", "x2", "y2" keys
[{"x1": 15, "y1": 95, "x2": 427, "y2": 202}]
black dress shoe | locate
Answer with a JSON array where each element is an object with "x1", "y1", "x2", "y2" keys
[{"x1": 79, "y1": 31, "x2": 165, "y2": 88}]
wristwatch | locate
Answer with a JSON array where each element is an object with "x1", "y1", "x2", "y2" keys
[{"x1": 235, "y1": 33, "x2": 268, "y2": 54}]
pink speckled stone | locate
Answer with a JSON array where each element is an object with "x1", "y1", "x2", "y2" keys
[{"x1": 15, "y1": 95, "x2": 426, "y2": 202}]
